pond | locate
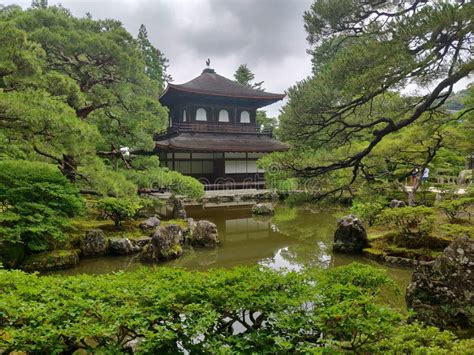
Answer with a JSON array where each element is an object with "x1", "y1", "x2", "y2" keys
[{"x1": 53, "y1": 204, "x2": 412, "y2": 308}]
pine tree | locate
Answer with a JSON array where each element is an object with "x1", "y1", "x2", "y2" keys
[
  {"x1": 137, "y1": 24, "x2": 171, "y2": 91},
  {"x1": 234, "y1": 64, "x2": 264, "y2": 90},
  {"x1": 276, "y1": 0, "x2": 473, "y2": 194},
  {"x1": 30, "y1": 0, "x2": 48, "y2": 9}
]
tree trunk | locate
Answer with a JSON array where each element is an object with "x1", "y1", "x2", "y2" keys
[
  {"x1": 407, "y1": 176, "x2": 423, "y2": 206},
  {"x1": 61, "y1": 154, "x2": 78, "y2": 182}
]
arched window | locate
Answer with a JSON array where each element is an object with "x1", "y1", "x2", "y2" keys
[
  {"x1": 195, "y1": 108, "x2": 207, "y2": 121},
  {"x1": 218, "y1": 109, "x2": 229, "y2": 122},
  {"x1": 240, "y1": 110, "x2": 250, "y2": 123},
  {"x1": 182, "y1": 109, "x2": 187, "y2": 122}
]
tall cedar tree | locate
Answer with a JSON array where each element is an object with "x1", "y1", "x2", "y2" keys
[
  {"x1": 234, "y1": 64, "x2": 264, "y2": 91},
  {"x1": 30, "y1": 0, "x2": 48, "y2": 9},
  {"x1": 137, "y1": 24, "x2": 171, "y2": 91}
]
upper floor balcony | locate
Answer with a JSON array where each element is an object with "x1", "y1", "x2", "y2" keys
[{"x1": 153, "y1": 122, "x2": 273, "y2": 141}]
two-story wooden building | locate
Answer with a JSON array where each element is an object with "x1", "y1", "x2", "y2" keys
[{"x1": 155, "y1": 67, "x2": 289, "y2": 188}]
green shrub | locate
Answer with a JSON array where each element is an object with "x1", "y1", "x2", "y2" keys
[
  {"x1": 0, "y1": 263, "x2": 467, "y2": 353},
  {"x1": 123, "y1": 156, "x2": 204, "y2": 200},
  {"x1": 350, "y1": 199, "x2": 385, "y2": 226},
  {"x1": 466, "y1": 185, "x2": 474, "y2": 198},
  {"x1": 369, "y1": 322, "x2": 474, "y2": 354},
  {"x1": 378, "y1": 206, "x2": 435, "y2": 247},
  {"x1": 0, "y1": 160, "x2": 84, "y2": 252},
  {"x1": 435, "y1": 184, "x2": 458, "y2": 200},
  {"x1": 415, "y1": 190, "x2": 437, "y2": 207},
  {"x1": 438, "y1": 197, "x2": 474, "y2": 221},
  {"x1": 97, "y1": 197, "x2": 142, "y2": 227},
  {"x1": 440, "y1": 224, "x2": 474, "y2": 239}
]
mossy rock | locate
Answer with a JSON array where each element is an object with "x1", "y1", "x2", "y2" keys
[
  {"x1": 161, "y1": 219, "x2": 189, "y2": 229},
  {"x1": 0, "y1": 241, "x2": 25, "y2": 268},
  {"x1": 140, "y1": 224, "x2": 184, "y2": 262},
  {"x1": 363, "y1": 247, "x2": 384, "y2": 259},
  {"x1": 380, "y1": 245, "x2": 438, "y2": 261},
  {"x1": 20, "y1": 250, "x2": 79, "y2": 272},
  {"x1": 252, "y1": 203, "x2": 275, "y2": 216}
]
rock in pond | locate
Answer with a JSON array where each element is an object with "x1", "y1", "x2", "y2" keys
[
  {"x1": 80, "y1": 229, "x2": 108, "y2": 257},
  {"x1": 133, "y1": 236, "x2": 152, "y2": 249},
  {"x1": 139, "y1": 216, "x2": 161, "y2": 232},
  {"x1": 108, "y1": 238, "x2": 137, "y2": 255},
  {"x1": 251, "y1": 203, "x2": 275, "y2": 216},
  {"x1": 140, "y1": 224, "x2": 183, "y2": 262},
  {"x1": 170, "y1": 196, "x2": 187, "y2": 219},
  {"x1": 333, "y1": 214, "x2": 368, "y2": 253},
  {"x1": 188, "y1": 220, "x2": 219, "y2": 247},
  {"x1": 0, "y1": 241, "x2": 25, "y2": 268},
  {"x1": 406, "y1": 236, "x2": 474, "y2": 330},
  {"x1": 20, "y1": 250, "x2": 79, "y2": 272}
]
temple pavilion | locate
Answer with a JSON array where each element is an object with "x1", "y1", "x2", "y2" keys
[{"x1": 155, "y1": 67, "x2": 289, "y2": 188}]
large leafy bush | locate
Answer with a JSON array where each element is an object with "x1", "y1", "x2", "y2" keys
[
  {"x1": 0, "y1": 160, "x2": 84, "y2": 251},
  {"x1": 0, "y1": 264, "x2": 471, "y2": 353}
]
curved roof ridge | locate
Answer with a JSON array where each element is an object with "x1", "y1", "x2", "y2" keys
[{"x1": 160, "y1": 69, "x2": 285, "y2": 102}]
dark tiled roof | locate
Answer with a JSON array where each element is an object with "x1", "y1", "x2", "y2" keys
[
  {"x1": 154, "y1": 132, "x2": 290, "y2": 153},
  {"x1": 160, "y1": 68, "x2": 285, "y2": 102}
]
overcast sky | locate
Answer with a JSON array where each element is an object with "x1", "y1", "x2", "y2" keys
[
  {"x1": 3, "y1": 0, "x2": 471, "y2": 117},
  {"x1": 3, "y1": 0, "x2": 314, "y2": 116}
]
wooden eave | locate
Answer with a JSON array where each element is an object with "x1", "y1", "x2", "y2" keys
[{"x1": 154, "y1": 132, "x2": 290, "y2": 153}]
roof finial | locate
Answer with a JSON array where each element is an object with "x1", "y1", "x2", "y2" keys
[{"x1": 206, "y1": 58, "x2": 210, "y2": 67}]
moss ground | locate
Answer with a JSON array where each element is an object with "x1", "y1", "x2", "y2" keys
[
  {"x1": 69, "y1": 216, "x2": 147, "y2": 243},
  {"x1": 365, "y1": 206, "x2": 473, "y2": 261}
]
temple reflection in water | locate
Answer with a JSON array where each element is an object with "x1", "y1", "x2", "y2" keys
[{"x1": 50, "y1": 205, "x2": 412, "y2": 308}]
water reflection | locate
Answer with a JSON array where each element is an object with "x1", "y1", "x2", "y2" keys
[
  {"x1": 168, "y1": 206, "x2": 295, "y2": 269},
  {"x1": 53, "y1": 204, "x2": 412, "y2": 307}
]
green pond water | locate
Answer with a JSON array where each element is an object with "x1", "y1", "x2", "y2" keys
[{"x1": 53, "y1": 204, "x2": 412, "y2": 309}]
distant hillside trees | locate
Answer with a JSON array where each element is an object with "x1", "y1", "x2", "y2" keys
[{"x1": 444, "y1": 89, "x2": 469, "y2": 112}]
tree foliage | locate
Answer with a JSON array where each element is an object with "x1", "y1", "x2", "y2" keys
[
  {"x1": 137, "y1": 24, "x2": 171, "y2": 91},
  {"x1": 0, "y1": 160, "x2": 84, "y2": 252},
  {"x1": 97, "y1": 197, "x2": 142, "y2": 227},
  {"x1": 438, "y1": 197, "x2": 474, "y2": 221},
  {"x1": 256, "y1": 110, "x2": 277, "y2": 131},
  {"x1": 275, "y1": 0, "x2": 473, "y2": 197},
  {"x1": 234, "y1": 64, "x2": 264, "y2": 90},
  {"x1": 1, "y1": 263, "x2": 472, "y2": 353},
  {"x1": 378, "y1": 206, "x2": 435, "y2": 246},
  {"x1": 0, "y1": 4, "x2": 203, "y2": 199}
]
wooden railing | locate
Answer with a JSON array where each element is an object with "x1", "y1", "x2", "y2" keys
[{"x1": 154, "y1": 123, "x2": 273, "y2": 140}]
